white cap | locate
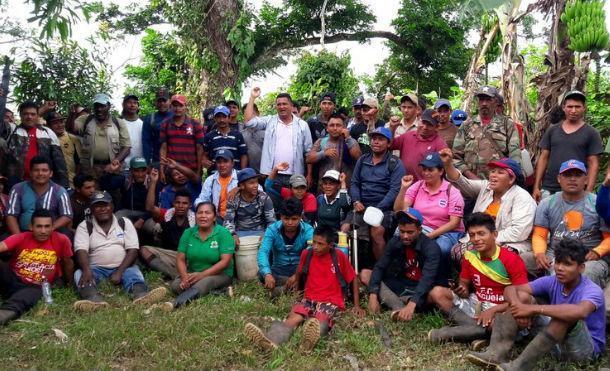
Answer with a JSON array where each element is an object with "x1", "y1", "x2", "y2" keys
[{"x1": 321, "y1": 169, "x2": 340, "y2": 182}]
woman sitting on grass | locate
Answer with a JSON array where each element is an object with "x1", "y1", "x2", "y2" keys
[{"x1": 161, "y1": 202, "x2": 235, "y2": 311}]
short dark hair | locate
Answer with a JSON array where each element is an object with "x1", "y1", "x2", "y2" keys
[
  {"x1": 276, "y1": 93, "x2": 294, "y2": 104},
  {"x1": 555, "y1": 239, "x2": 586, "y2": 265},
  {"x1": 314, "y1": 225, "x2": 337, "y2": 244},
  {"x1": 465, "y1": 212, "x2": 496, "y2": 232},
  {"x1": 328, "y1": 112, "x2": 344, "y2": 122},
  {"x1": 4, "y1": 108, "x2": 13, "y2": 115},
  {"x1": 563, "y1": 95, "x2": 586, "y2": 105},
  {"x1": 18, "y1": 100, "x2": 39, "y2": 114},
  {"x1": 195, "y1": 201, "x2": 217, "y2": 216},
  {"x1": 395, "y1": 211, "x2": 422, "y2": 228},
  {"x1": 242, "y1": 103, "x2": 259, "y2": 115},
  {"x1": 174, "y1": 189, "x2": 192, "y2": 201},
  {"x1": 418, "y1": 96, "x2": 427, "y2": 111},
  {"x1": 31, "y1": 208, "x2": 52, "y2": 223},
  {"x1": 74, "y1": 173, "x2": 95, "y2": 188},
  {"x1": 280, "y1": 197, "x2": 303, "y2": 217},
  {"x1": 29, "y1": 155, "x2": 52, "y2": 171}
]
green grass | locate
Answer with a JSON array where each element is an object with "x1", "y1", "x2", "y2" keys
[{"x1": 0, "y1": 273, "x2": 608, "y2": 369}]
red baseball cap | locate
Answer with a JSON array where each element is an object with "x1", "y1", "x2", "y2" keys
[{"x1": 170, "y1": 95, "x2": 187, "y2": 106}]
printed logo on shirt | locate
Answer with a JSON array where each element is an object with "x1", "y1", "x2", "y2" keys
[
  {"x1": 186, "y1": 126, "x2": 193, "y2": 135},
  {"x1": 14, "y1": 248, "x2": 58, "y2": 284},
  {"x1": 438, "y1": 199, "x2": 448, "y2": 208},
  {"x1": 211, "y1": 241, "x2": 219, "y2": 249},
  {"x1": 116, "y1": 232, "x2": 125, "y2": 239}
]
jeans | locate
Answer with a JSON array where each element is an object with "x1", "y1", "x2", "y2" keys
[
  {"x1": 0, "y1": 261, "x2": 42, "y2": 315},
  {"x1": 74, "y1": 265, "x2": 146, "y2": 293},
  {"x1": 433, "y1": 231, "x2": 464, "y2": 258}
]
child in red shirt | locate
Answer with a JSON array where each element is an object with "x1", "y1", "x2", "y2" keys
[
  {"x1": 265, "y1": 162, "x2": 317, "y2": 224},
  {"x1": 245, "y1": 225, "x2": 364, "y2": 351}
]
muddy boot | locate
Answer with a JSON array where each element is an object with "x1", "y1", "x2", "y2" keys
[
  {"x1": 466, "y1": 313, "x2": 518, "y2": 368},
  {"x1": 496, "y1": 330, "x2": 557, "y2": 371},
  {"x1": 302, "y1": 318, "x2": 330, "y2": 351},
  {"x1": 132, "y1": 284, "x2": 167, "y2": 306},
  {"x1": 0, "y1": 309, "x2": 17, "y2": 325},
  {"x1": 149, "y1": 258, "x2": 178, "y2": 279},
  {"x1": 245, "y1": 321, "x2": 293, "y2": 351},
  {"x1": 173, "y1": 287, "x2": 200, "y2": 309},
  {"x1": 74, "y1": 285, "x2": 109, "y2": 312},
  {"x1": 379, "y1": 283, "x2": 404, "y2": 311},
  {"x1": 428, "y1": 324, "x2": 487, "y2": 343},
  {"x1": 448, "y1": 307, "x2": 478, "y2": 326}
]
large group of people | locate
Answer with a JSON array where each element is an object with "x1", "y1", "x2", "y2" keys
[{"x1": 0, "y1": 83, "x2": 608, "y2": 368}]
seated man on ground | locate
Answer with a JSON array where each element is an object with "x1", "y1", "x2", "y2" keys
[
  {"x1": 223, "y1": 167, "x2": 275, "y2": 247},
  {"x1": 466, "y1": 239, "x2": 605, "y2": 370},
  {"x1": 522, "y1": 159, "x2": 610, "y2": 288},
  {"x1": 245, "y1": 225, "x2": 364, "y2": 351},
  {"x1": 72, "y1": 191, "x2": 167, "y2": 311},
  {"x1": 317, "y1": 170, "x2": 350, "y2": 231},
  {"x1": 6, "y1": 155, "x2": 73, "y2": 240},
  {"x1": 362, "y1": 209, "x2": 443, "y2": 322},
  {"x1": 0, "y1": 209, "x2": 73, "y2": 325},
  {"x1": 140, "y1": 168, "x2": 195, "y2": 279},
  {"x1": 427, "y1": 212, "x2": 528, "y2": 344},
  {"x1": 265, "y1": 162, "x2": 317, "y2": 224},
  {"x1": 161, "y1": 201, "x2": 234, "y2": 311},
  {"x1": 257, "y1": 198, "x2": 314, "y2": 297}
]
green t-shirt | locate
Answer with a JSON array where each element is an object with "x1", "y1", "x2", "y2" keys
[{"x1": 177, "y1": 225, "x2": 235, "y2": 277}]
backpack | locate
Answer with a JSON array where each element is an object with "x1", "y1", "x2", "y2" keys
[
  {"x1": 299, "y1": 247, "x2": 350, "y2": 300},
  {"x1": 86, "y1": 217, "x2": 126, "y2": 237},
  {"x1": 354, "y1": 152, "x2": 400, "y2": 182}
]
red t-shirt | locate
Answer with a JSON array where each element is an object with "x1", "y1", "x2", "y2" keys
[
  {"x1": 459, "y1": 246, "x2": 528, "y2": 304},
  {"x1": 297, "y1": 249, "x2": 356, "y2": 309},
  {"x1": 24, "y1": 126, "x2": 38, "y2": 180},
  {"x1": 5, "y1": 232, "x2": 73, "y2": 285},
  {"x1": 404, "y1": 246, "x2": 422, "y2": 281},
  {"x1": 389, "y1": 131, "x2": 448, "y2": 180},
  {"x1": 481, "y1": 117, "x2": 492, "y2": 126},
  {"x1": 280, "y1": 188, "x2": 317, "y2": 214}
]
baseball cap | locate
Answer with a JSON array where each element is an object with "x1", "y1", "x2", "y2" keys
[
  {"x1": 352, "y1": 96, "x2": 365, "y2": 107},
  {"x1": 451, "y1": 109, "x2": 468, "y2": 126},
  {"x1": 156, "y1": 88, "x2": 170, "y2": 100},
  {"x1": 420, "y1": 109, "x2": 439, "y2": 125},
  {"x1": 476, "y1": 86, "x2": 499, "y2": 98},
  {"x1": 321, "y1": 169, "x2": 340, "y2": 182},
  {"x1": 419, "y1": 152, "x2": 443, "y2": 168},
  {"x1": 129, "y1": 157, "x2": 148, "y2": 169},
  {"x1": 237, "y1": 168, "x2": 258, "y2": 184},
  {"x1": 362, "y1": 97, "x2": 379, "y2": 109},
  {"x1": 90, "y1": 190, "x2": 113, "y2": 205},
  {"x1": 213, "y1": 105, "x2": 230, "y2": 116},
  {"x1": 562, "y1": 90, "x2": 586, "y2": 103},
  {"x1": 487, "y1": 158, "x2": 523, "y2": 178},
  {"x1": 400, "y1": 93, "x2": 419, "y2": 106},
  {"x1": 320, "y1": 92, "x2": 336, "y2": 104},
  {"x1": 123, "y1": 94, "x2": 139, "y2": 102},
  {"x1": 369, "y1": 127, "x2": 392, "y2": 141},
  {"x1": 402, "y1": 207, "x2": 424, "y2": 224},
  {"x1": 93, "y1": 93, "x2": 111, "y2": 105},
  {"x1": 214, "y1": 149, "x2": 234, "y2": 161},
  {"x1": 43, "y1": 111, "x2": 64, "y2": 124},
  {"x1": 170, "y1": 95, "x2": 187, "y2": 106},
  {"x1": 433, "y1": 99, "x2": 452, "y2": 110},
  {"x1": 559, "y1": 159, "x2": 587, "y2": 175},
  {"x1": 289, "y1": 174, "x2": 308, "y2": 188}
]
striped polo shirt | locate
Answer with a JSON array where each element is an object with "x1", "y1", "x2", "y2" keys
[
  {"x1": 159, "y1": 117, "x2": 205, "y2": 170},
  {"x1": 203, "y1": 128, "x2": 248, "y2": 169},
  {"x1": 7, "y1": 181, "x2": 73, "y2": 231}
]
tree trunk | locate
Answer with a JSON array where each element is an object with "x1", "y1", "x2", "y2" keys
[{"x1": 528, "y1": 0, "x2": 590, "y2": 155}]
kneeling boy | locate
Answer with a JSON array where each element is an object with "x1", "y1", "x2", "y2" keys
[{"x1": 245, "y1": 225, "x2": 364, "y2": 351}]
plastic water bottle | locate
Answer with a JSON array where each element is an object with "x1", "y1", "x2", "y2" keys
[
  {"x1": 201, "y1": 167, "x2": 208, "y2": 184},
  {"x1": 42, "y1": 278, "x2": 53, "y2": 305}
]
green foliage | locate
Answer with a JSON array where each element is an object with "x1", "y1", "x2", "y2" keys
[
  {"x1": 25, "y1": 0, "x2": 93, "y2": 40},
  {"x1": 123, "y1": 29, "x2": 193, "y2": 115},
  {"x1": 481, "y1": 11, "x2": 501, "y2": 63},
  {"x1": 586, "y1": 70, "x2": 610, "y2": 139},
  {"x1": 287, "y1": 50, "x2": 359, "y2": 110},
  {"x1": 369, "y1": 0, "x2": 474, "y2": 97},
  {"x1": 520, "y1": 44, "x2": 547, "y2": 109},
  {"x1": 11, "y1": 40, "x2": 111, "y2": 115}
]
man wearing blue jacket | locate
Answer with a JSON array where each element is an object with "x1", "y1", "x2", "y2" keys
[
  {"x1": 345, "y1": 127, "x2": 405, "y2": 266},
  {"x1": 257, "y1": 198, "x2": 314, "y2": 297}
]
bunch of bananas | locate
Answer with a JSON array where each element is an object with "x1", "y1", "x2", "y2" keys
[
  {"x1": 481, "y1": 12, "x2": 502, "y2": 63},
  {"x1": 561, "y1": 0, "x2": 609, "y2": 52}
]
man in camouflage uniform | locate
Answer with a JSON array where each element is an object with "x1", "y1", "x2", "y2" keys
[{"x1": 452, "y1": 86, "x2": 521, "y2": 179}]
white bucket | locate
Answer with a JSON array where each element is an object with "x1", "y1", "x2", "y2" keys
[
  {"x1": 363, "y1": 207, "x2": 384, "y2": 227},
  {"x1": 235, "y1": 235, "x2": 262, "y2": 281}
]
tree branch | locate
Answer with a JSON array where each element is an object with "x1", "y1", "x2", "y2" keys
[{"x1": 301, "y1": 31, "x2": 407, "y2": 49}]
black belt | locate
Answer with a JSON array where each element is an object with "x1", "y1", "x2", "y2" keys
[{"x1": 93, "y1": 160, "x2": 111, "y2": 165}]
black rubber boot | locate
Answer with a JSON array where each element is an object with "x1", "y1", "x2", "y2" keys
[
  {"x1": 449, "y1": 307, "x2": 478, "y2": 326},
  {"x1": 497, "y1": 330, "x2": 557, "y2": 371},
  {"x1": 0, "y1": 309, "x2": 17, "y2": 325},
  {"x1": 73, "y1": 285, "x2": 109, "y2": 312},
  {"x1": 466, "y1": 313, "x2": 518, "y2": 368},
  {"x1": 149, "y1": 258, "x2": 178, "y2": 279},
  {"x1": 245, "y1": 321, "x2": 294, "y2": 351},
  {"x1": 173, "y1": 287, "x2": 200, "y2": 308},
  {"x1": 428, "y1": 324, "x2": 487, "y2": 343},
  {"x1": 379, "y1": 283, "x2": 404, "y2": 311}
]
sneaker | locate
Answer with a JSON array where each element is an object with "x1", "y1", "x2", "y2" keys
[
  {"x1": 73, "y1": 300, "x2": 110, "y2": 312},
  {"x1": 301, "y1": 318, "x2": 321, "y2": 352},
  {"x1": 133, "y1": 287, "x2": 167, "y2": 306},
  {"x1": 245, "y1": 323, "x2": 277, "y2": 351}
]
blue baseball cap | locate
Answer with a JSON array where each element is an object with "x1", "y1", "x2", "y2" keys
[
  {"x1": 404, "y1": 207, "x2": 424, "y2": 224},
  {"x1": 451, "y1": 109, "x2": 468, "y2": 126},
  {"x1": 213, "y1": 105, "x2": 230, "y2": 116},
  {"x1": 214, "y1": 149, "x2": 234, "y2": 161},
  {"x1": 559, "y1": 159, "x2": 587, "y2": 175},
  {"x1": 369, "y1": 127, "x2": 392, "y2": 141},
  {"x1": 433, "y1": 99, "x2": 452, "y2": 110},
  {"x1": 419, "y1": 152, "x2": 443, "y2": 168},
  {"x1": 237, "y1": 168, "x2": 258, "y2": 184}
]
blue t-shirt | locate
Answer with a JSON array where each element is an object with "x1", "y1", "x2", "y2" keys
[
  {"x1": 159, "y1": 181, "x2": 200, "y2": 209},
  {"x1": 530, "y1": 275, "x2": 606, "y2": 354}
]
